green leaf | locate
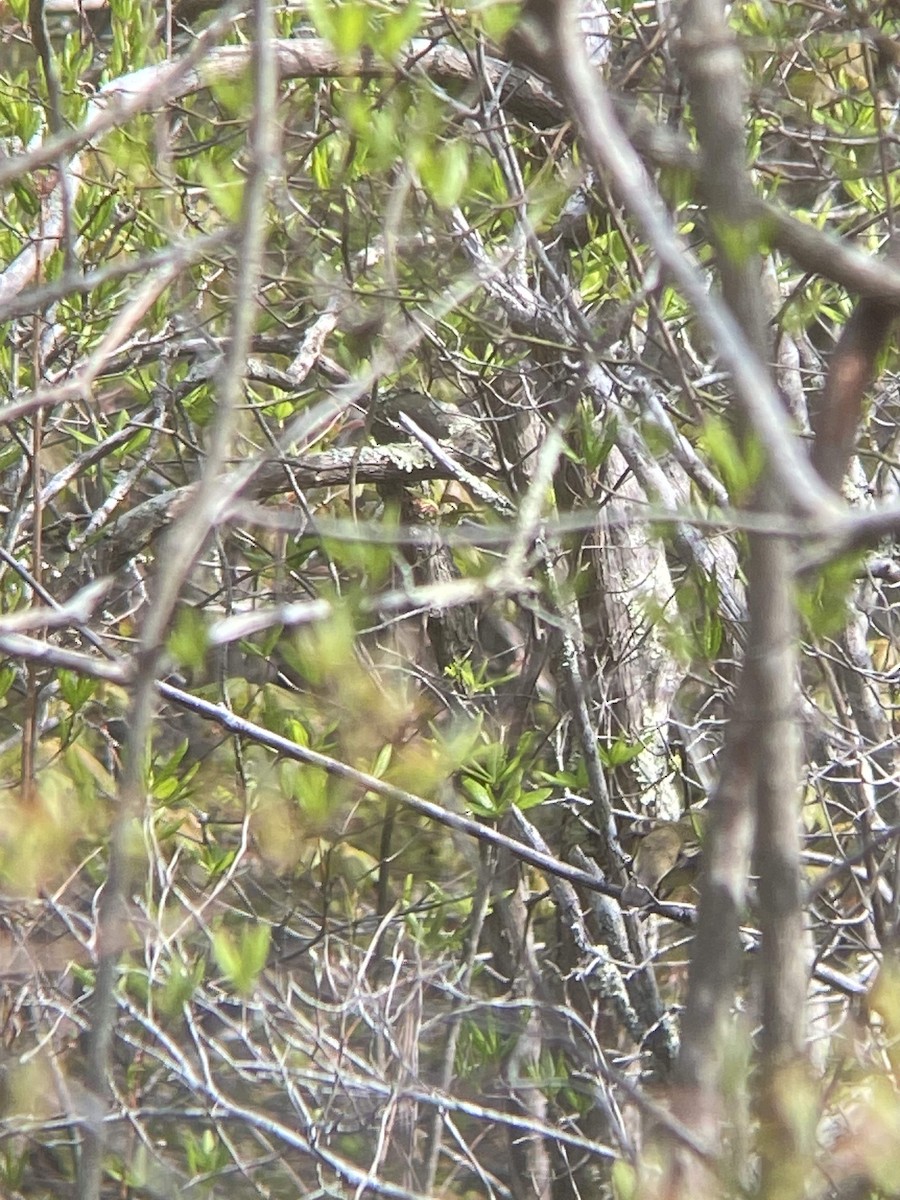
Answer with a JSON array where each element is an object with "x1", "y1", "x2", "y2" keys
[
  {"x1": 334, "y1": 2, "x2": 370, "y2": 54},
  {"x1": 698, "y1": 415, "x2": 764, "y2": 502},
  {"x1": 157, "y1": 958, "x2": 205, "y2": 1016},
  {"x1": 211, "y1": 924, "x2": 271, "y2": 997},
  {"x1": 0, "y1": 439, "x2": 23, "y2": 473},
  {"x1": 378, "y1": 1, "x2": 424, "y2": 58},
  {"x1": 372, "y1": 743, "x2": 393, "y2": 777},
  {"x1": 168, "y1": 608, "x2": 209, "y2": 673},
  {"x1": 797, "y1": 552, "x2": 862, "y2": 637},
  {"x1": 480, "y1": 2, "x2": 522, "y2": 41},
  {"x1": 611, "y1": 1159, "x2": 637, "y2": 1200},
  {"x1": 57, "y1": 670, "x2": 97, "y2": 712},
  {"x1": 311, "y1": 141, "x2": 333, "y2": 190},
  {"x1": 461, "y1": 776, "x2": 500, "y2": 817},
  {"x1": 288, "y1": 763, "x2": 331, "y2": 823},
  {"x1": 598, "y1": 737, "x2": 646, "y2": 768},
  {"x1": 710, "y1": 215, "x2": 768, "y2": 266},
  {"x1": 208, "y1": 71, "x2": 253, "y2": 120},
  {"x1": 195, "y1": 160, "x2": 245, "y2": 224},
  {"x1": 309, "y1": 0, "x2": 371, "y2": 57},
  {"x1": 418, "y1": 141, "x2": 469, "y2": 210},
  {"x1": 516, "y1": 787, "x2": 553, "y2": 811}
]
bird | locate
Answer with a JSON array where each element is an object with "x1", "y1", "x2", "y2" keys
[
  {"x1": 622, "y1": 816, "x2": 704, "y2": 905},
  {"x1": 369, "y1": 389, "x2": 498, "y2": 471}
]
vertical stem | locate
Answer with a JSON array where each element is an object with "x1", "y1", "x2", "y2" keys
[
  {"x1": 76, "y1": 6, "x2": 279, "y2": 1196},
  {"x1": 751, "y1": 534, "x2": 810, "y2": 1200},
  {"x1": 22, "y1": 304, "x2": 44, "y2": 807}
]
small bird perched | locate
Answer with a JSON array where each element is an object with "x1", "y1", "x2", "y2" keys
[
  {"x1": 621, "y1": 816, "x2": 703, "y2": 905},
  {"x1": 369, "y1": 389, "x2": 498, "y2": 471},
  {"x1": 632, "y1": 823, "x2": 688, "y2": 893}
]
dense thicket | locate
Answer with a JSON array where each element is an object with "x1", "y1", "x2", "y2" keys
[{"x1": 3, "y1": 2, "x2": 900, "y2": 1198}]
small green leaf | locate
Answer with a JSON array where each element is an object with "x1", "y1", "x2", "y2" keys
[
  {"x1": 481, "y1": 2, "x2": 522, "y2": 41},
  {"x1": 418, "y1": 141, "x2": 469, "y2": 209},
  {"x1": 698, "y1": 415, "x2": 763, "y2": 502},
  {"x1": 611, "y1": 1159, "x2": 637, "y2": 1200},
  {"x1": 516, "y1": 788, "x2": 553, "y2": 811},
  {"x1": 797, "y1": 552, "x2": 862, "y2": 637},
  {"x1": 461, "y1": 776, "x2": 500, "y2": 816},
  {"x1": 599, "y1": 737, "x2": 646, "y2": 768},
  {"x1": 378, "y1": 1, "x2": 424, "y2": 58},
  {"x1": 168, "y1": 607, "x2": 209, "y2": 672},
  {"x1": 711, "y1": 214, "x2": 767, "y2": 266},
  {"x1": 372, "y1": 743, "x2": 393, "y2": 777},
  {"x1": 57, "y1": 670, "x2": 97, "y2": 712},
  {"x1": 212, "y1": 924, "x2": 271, "y2": 997},
  {"x1": 195, "y1": 160, "x2": 245, "y2": 224},
  {"x1": 309, "y1": 0, "x2": 371, "y2": 57}
]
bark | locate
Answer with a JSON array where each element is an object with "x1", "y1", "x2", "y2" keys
[
  {"x1": 674, "y1": 4, "x2": 810, "y2": 1197},
  {"x1": 593, "y1": 445, "x2": 683, "y2": 822}
]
